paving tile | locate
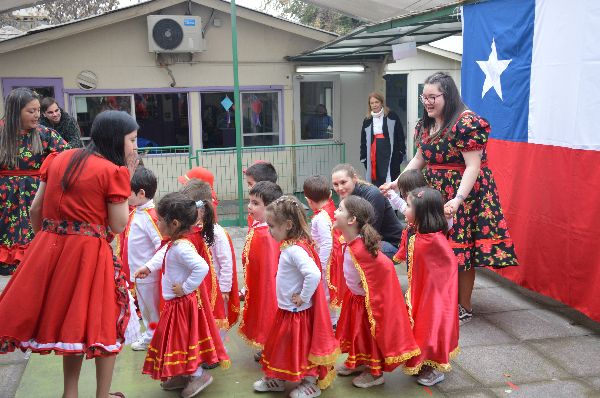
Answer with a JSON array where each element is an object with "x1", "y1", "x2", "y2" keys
[
  {"x1": 0, "y1": 363, "x2": 27, "y2": 398},
  {"x1": 444, "y1": 390, "x2": 497, "y2": 398},
  {"x1": 530, "y1": 335, "x2": 600, "y2": 377},
  {"x1": 588, "y1": 376, "x2": 600, "y2": 390},
  {"x1": 471, "y1": 287, "x2": 540, "y2": 314},
  {"x1": 490, "y1": 379, "x2": 593, "y2": 398},
  {"x1": 454, "y1": 344, "x2": 567, "y2": 386},
  {"x1": 474, "y1": 270, "x2": 503, "y2": 289},
  {"x1": 459, "y1": 316, "x2": 518, "y2": 347},
  {"x1": 0, "y1": 350, "x2": 28, "y2": 366},
  {"x1": 0, "y1": 275, "x2": 9, "y2": 292},
  {"x1": 484, "y1": 309, "x2": 593, "y2": 341},
  {"x1": 434, "y1": 363, "x2": 481, "y2": 393}
]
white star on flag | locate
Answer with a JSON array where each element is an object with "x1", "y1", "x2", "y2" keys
[{"x1": 476, "y1": 38, "x2": 512, "y2": 100}]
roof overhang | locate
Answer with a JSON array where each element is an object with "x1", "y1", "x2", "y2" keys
[
  {"x1": 0, "y1": 0, "x2": 336, "y2": 54},
  {"x1": 287, "y1": 1, "x2": 479, "y2": 63},
  {"x1": 299, "y1": 0, "x2": 458, "y2": 23}
]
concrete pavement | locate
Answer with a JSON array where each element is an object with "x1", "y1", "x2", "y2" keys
[{"x1": 2, "y1": 226, "x2": 600, "y2": 397}]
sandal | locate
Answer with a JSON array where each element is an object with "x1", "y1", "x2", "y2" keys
[{"x1": 109, "y1": 393, "x2": 125, "y2": 398}]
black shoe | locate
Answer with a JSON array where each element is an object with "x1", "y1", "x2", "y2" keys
[{"x1": 201, "y1": 362, "x2": 219, "y2": 370}]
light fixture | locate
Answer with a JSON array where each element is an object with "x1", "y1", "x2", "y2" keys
[{"x1": 296, "y1": 65, "x2": 365, "y2": 73}]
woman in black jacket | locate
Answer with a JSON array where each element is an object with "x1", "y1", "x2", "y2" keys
[
  {"x1": 360, "y1": 92, "x2": 406, "y2": 187},
  {"x1": 40, "y1": 97, "x2": 83, "y2": 148}
]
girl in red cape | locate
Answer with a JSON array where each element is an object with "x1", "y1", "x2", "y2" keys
[
  {"x1": 333, "y1": 196, "x2": 420, "y2": 388},
  {"x1": 136, "y1": 193, "x2": 230, "y2": 398},
  {"x1": 180, "y1": 180, "x2": 240, "y2": 333},
  {"x1": 0, "y1": 110, "x2": 137, "y2": 397},
  {"x1": 253, "y1": 196, "x2": 339, "y2": 398},
  {"x1": 394, "y1": 187, "x2": 459, "y2": 386}
]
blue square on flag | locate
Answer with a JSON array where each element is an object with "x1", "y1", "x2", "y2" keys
[
  {"x1": 461, "y1": 0, "x2": 535, "y2": 142},
  {"x1": 221, "y1": 96, "x2": 233, "y2": 111}
]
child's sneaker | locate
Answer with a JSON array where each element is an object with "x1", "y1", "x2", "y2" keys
[
  {"x1": 130, "y1": 339, "x2": 148, "y2": 351},
  {"x1": 417, "y1": 368, "x2": 445, "y2": 386},
  {"x1": 160, "y1": 375, "x2": 188, "y2": 390},
  {"x1": 458, "y1": 304, "x2": 473, "y2": 325},
  {"x1": 290, "y1": 379, "x2": 321, "y2": 398},
  {"x1": 336, "y1": 364, "x2": 364, "y2": 376},
  {"x1": 352, "y1": 371, "x2": 384, "y2": 388},
  {"x1": 253, "y1": 377, "x2": 285, "y2": 392},
  {"x1": 181, "y1": 372, "x2": 213, "y2": 398}
]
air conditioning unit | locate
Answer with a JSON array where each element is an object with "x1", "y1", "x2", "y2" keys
[{"x1": 147, "y1": 15, "x2": 205, "y2": 53}]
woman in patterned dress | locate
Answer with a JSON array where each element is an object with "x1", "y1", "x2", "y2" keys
[
  {"x1": 381, "y1": 72, "x2": 518, "y2": 324},
  {"x1": 0, "y1": 88, "x2": 68, "y2": 275}
]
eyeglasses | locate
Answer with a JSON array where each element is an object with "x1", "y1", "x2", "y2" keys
[{"x1": 419, "y1": 93, "x2": 444, "y2": 104}]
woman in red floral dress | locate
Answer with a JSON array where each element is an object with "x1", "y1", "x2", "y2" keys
[
  {"x1": 382, "y1": 72, "x2": 518, "y2": 325},
  {"x1": 0, "y1": 88, "x2": 68, "y2": 275}
]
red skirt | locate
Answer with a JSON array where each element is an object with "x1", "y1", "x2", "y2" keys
[
  {"x1": 261, "y1": 308, "x2": 334, "y2": 385},
  {"x1": 336, "y1": 293, "x2": 406, "y2": 376},
  {"x1": 143, "y1": 293, "x2": 229, "y2": 381},
  {"x1": 0, "y1": 232, "x2": 129, "y2": 358}
]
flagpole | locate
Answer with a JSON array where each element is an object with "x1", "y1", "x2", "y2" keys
[{"x1": 230, "y1": 0, "x2": 244, "y2": 226}]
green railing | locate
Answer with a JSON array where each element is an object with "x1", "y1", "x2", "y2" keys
[
  {"x1": 137, "y1": 145, "x2": 192, "y2": 200},
  {"x1": 137, "y1": 143, "x2": 345, "y2": 226},
  {"x1": 190, "y1": 142, "x2": 346, "y2": 226}
]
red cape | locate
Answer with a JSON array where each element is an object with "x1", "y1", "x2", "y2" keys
[
  {"x1": 402, "y1": 231, "x2": 460, "y2": 374},
  {"x1": 345, "y1": 237, "x2": 420, "y2": 364},
  {"x1": 238, "y1": 224, "x2": 280, "y2": 348},
  {"x1": 321, "y1": 200, "x2": 347, "y2": 308}
]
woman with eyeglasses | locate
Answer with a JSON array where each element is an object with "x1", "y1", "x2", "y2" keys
[
  {"x1": 360, "y1": 92, "x2": 406, "y2": 187},
  {"x1": 381, "y1": 72, "x2": 518, "y2": 326}
]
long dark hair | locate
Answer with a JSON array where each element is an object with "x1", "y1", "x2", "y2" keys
[
  {"x1": 408, "y1": 187, "x2": 448, "y2": 234},
  {"x1": 179, "y1": 179, "x2": 215, "y2": 247},
  {"x1": 157, "y1": 192, "x2": 199, "y2": 240},
  {"x1": 61, "y1": 110, "x2": 138, "y2": 191},
  {"x1": 419, "y1": 72, "x2": 466, "y2": 142},
  {"x1": 0, "y1": 88, "x2": 43, "y2": 168},
  {"x1": 343, "y1": 196, "x2": 381, "y2": 257}
]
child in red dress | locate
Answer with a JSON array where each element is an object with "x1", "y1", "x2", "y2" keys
[
  {"x1": 333, "y1": 196, "x2": 420, "y2": 388},
  {"x1": 180, "y1": 180, "x2": 240, "y2": 337},
  {"x1": 0, "y1": 110, "x2": 139, "y2": 398},
  {"x1": 394, "y1": 188, "x2": 459, "y2": 386},
  {"x1": 303, "y1": 175, "x2": 344, "y2": 324},
  {"x1": 253, "y1": 196, "x2": 339, "y2": 398},
  {"x1": 239, "y1": 181, "x2": 282, "y2": 360},
  {"x1": 136, "y1": 192, "x2": 230, "y2": 398}
]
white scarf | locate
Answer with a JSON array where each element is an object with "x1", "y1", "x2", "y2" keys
[{"x1": 371, "y1": 108, "x2": 384, "y2": 118}]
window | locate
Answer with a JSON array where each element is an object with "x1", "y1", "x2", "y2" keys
[
  {"x1": 300, "y1": 81, "x2": 334, "y2": 140},
  {"x1": 72, "y1": 93, "x2": 189, "y2": 146},
  {"x1": 2, "y1": 77, "x2": 65, "y2": 108},
  {"x1": 72, "y1": 95, "x2": 133, "y2": 139},
  {"x1": 201, "y1": 91, "x2": 281, "y2": 148}
]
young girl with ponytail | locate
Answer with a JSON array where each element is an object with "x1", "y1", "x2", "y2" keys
[
  {"x1": 333, "y1": 196, "x2": 419, "y2": 388},
  {"x1": 253, "y1": 195, "x2": 339, "y2": 398},
  {"x1": 135, "y1": 192, "x2": 229, "y2": 398}
]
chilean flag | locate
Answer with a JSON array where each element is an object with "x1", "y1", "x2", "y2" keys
[{"x1": 462, "y1": 0, "x2": 600, "y2": 321}]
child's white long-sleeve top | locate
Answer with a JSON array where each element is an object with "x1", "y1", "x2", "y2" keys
[
  {"x1": 276, "y1": 244, "x2": 321, "y2": 312},
  {"x1": 343, "y1": 239, "x2": 366, "y2": 296},
  {"x1": 146, "y1": 239, "x2": 209, "y2": 301},
  {"x1": 387, "y1": 190, "x2": 407, "y2": 213},
  {"x1": 128, "y1": 200, "x2": 162, "y2": 283},
  {"x1": 210, "y1": 223, "x2": 233, "y2": 293},
  {"x1": 310, "y1": 210, "x2": 333, "y2": 270}
]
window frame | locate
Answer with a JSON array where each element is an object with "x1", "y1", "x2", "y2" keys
[
  {"x1": 199, "y1": 87, "x2": 284, "y2": 149},
  {"x1": 2, "y1": 77, "x2": 65, "y2": 108}
]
